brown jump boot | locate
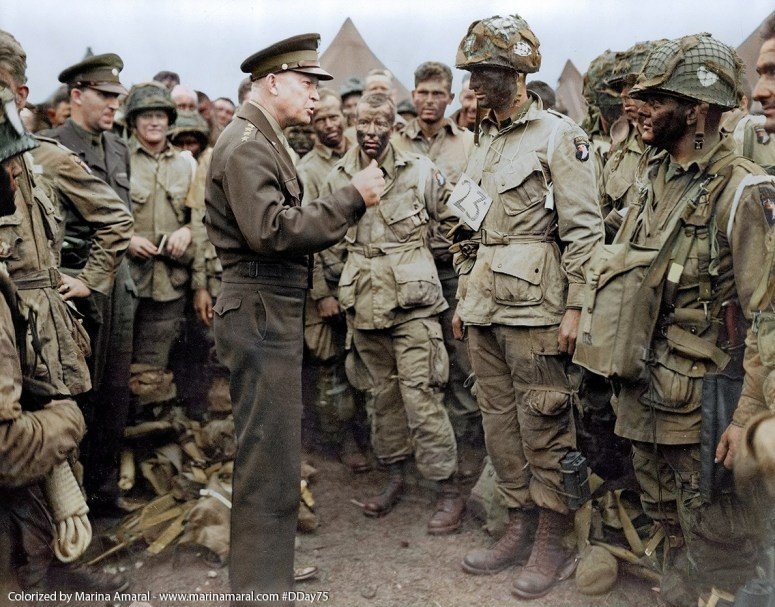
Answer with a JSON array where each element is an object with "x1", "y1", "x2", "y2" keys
[
  {"x1": 427, "y1": 477, "x2": 466, "y2": 535},
  {"x1": 362, "y1": 462, "x2": 405, "y2": 517},
  {"x1": 461, "y1": 508, "x2": 537, "y2": 575},
  {"x1": 511, "y1": 508, "x2": 576, "y2": 599}
]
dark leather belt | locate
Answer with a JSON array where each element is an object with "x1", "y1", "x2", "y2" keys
[
  {"x1": 12, "y1": 267, "x2": 62, "y2": 290},
  {"x1": 222, "y1": 260, "x2": 308, "y2": 288}
]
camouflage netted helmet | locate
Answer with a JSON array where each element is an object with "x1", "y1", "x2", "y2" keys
[
  {"x1": 583, "y1": 50, "x2": 619, "y2": 109},
  {"x1": 124, "y1": 81, "x2": 177, "y2": 128},
  {"x1": 608, "y1": 40, "x2": 668, "y2": 91},
  {"x1": 168, "y1": 110, "x2": 209, "y2": 147},
  {"x1": 630, "y1": 33, "x2": 742, "y2": 109},
  {"x1": 456, "y1": 14, "x2": 541, "y2": 74},
  {"x1": 0, "y1": 84, "x2": 38, "y2": 164}
]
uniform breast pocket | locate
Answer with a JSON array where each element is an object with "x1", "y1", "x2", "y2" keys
[
  {"x1": 379, "y1": 192, "x2": 428, "y2": 242},
  {"x1": 491, "y1": 244, "x2": 545, "y2": 306},
  {"x1": 496, "y1": 152, "x2": 548, "y2": 216},
  {"x1": 114, "y1": 172, "x2": 130, "y2": 197},
  {"x1": 0, "y1": 213, "x2": 24, "y2": 261},
  {"x1": 130, "y1": 185, "x2": 150, "y2": 207}
]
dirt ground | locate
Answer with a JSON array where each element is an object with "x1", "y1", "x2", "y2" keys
[{"x1": 86, "y1": 443, "x2": 657, "y2": 607}]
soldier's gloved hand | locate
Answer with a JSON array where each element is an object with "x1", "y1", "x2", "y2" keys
[
  {"x1": 316, "y1": 296, "x2": 342, "y2": 320},
  {"x1": 716, "y1": 423, "x2": 743, "y2": 470},
  {"x1": 194, "y1": 288, "x2": 213, "y2": 327},
  {"x1": 351, "y1": 159, "x2": 385, "y2": 207},
  {"x1": 128, "y1": 235, "x2": 158, "y2": 259},
  {"x1": 447, "y1": 222, "x2": 474, "y2": 243},
  {"x1": 166, "y1": 226, "x2": 193, "y2": 259},
  {"x1": 58, "y1": 274, "x2": 91, "y2": 301}
]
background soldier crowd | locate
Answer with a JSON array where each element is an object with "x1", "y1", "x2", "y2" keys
[{"x1": 0, "y1": 10, "x2": 774, "y2": 607}]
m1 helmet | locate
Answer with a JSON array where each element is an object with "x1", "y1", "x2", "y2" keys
[
  {"x1": 124, "y1": 81, "x2": 177, "y2": 128},
  {"x1": 456, "y1": 14, "x2": 541, "y2": 74},
  {"x1": 630, "y1": 33, "x2": 741, "y2": 109}
]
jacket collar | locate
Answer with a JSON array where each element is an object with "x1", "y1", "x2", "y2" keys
[
  {"x1": 400, "y1": 116, "x2": 463, "y2": 140},
  {"x1": 663, "y1": 135, "x2": 735, "y2": 181},
  {"x1": 238, "y1": 101, "x2": 295, "y2": 170},
  {"x1": 480, "y1": 92, "x2": 542, "y2": 135}
]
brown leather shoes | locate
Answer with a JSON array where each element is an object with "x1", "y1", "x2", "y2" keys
[
  {"x1": 362, "y1": 474, "x2": 404, "y2": 517},
  {"x1": 511, "y1": 508, "x2": 576, "y2": 599},
  {"x1": 462, "y1": 509, "x2": 538, "y2": 575},
  {"x1": 427, "y1": 488, "x2": 466, "y2": 535}
]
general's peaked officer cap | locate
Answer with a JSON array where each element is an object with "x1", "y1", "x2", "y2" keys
[
  {"x1": 58, "y1": 53, "x2": 127, "y2": 95},
  {"x1": 240, "y1": 33, "x2": 333, "y2": 82}
]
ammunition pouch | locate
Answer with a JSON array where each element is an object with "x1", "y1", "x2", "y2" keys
[{"x1": 561, "y1": 451, "x2": 591, "y2": 509}]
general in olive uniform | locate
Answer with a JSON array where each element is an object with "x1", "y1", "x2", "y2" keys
[
  {"x1": 453, "y1": 15, "x2": 603, "y2": 599},
  {"x1": 325, "y1": 92, "x2": 464, "y2": 532},
  {"x1": 204, "y1": 35, "x2": 384, "y2": 604}
]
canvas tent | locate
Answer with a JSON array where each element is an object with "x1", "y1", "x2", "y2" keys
[
  {"x1": 737, "y1": 10, "x2": 774, "y2": 95},
  {"x1": 555, "y1": 60, "x2": 585, "y2": 124},
  {"x1": 320, "y1": 18, "x2": 411, "y2": 102}
]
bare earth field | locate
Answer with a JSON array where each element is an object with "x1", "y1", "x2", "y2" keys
[{"x1": 79, "y1": 447, "x2": 656, "y2": 607}]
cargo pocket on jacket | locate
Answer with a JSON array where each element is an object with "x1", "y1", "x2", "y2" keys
[
  {"x1": 424, "y1": 319, "x2": 449, "y2": 388},
  {"x1": 379, "y1": 191, "x2": 428, "y2": 242},
  {"x1": 757, "y1": 313, "x2": 775, "y2": 367},
  {"x1": 168, "y1": 265, "x2": 190, "y2": 289},
  {"x1": 337, "y1": 263, "x2": 358, "y2": 311},
  {"x1": 495, "y1": 152, "x2": 548, "y2": 216},
  {"x1": 393, "y1": 262, "x2": 442, "y2": 308},
  {"x1": 644, "y1": 342, "x2": 705, "y2": 412},
  {"x1": 492, "y1": 244, "x2": 544, "y2": 306},
  {"x1": 0, "y1": 219, "x2": 23, "y2": 262},
  {"x1": 63, "y1": 301, "x2": 92, "y2": 359}
]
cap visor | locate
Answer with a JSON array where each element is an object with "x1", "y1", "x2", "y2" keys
[
  {"x1": 292, "y1": 66, "x2": 333, "y2": 81},
  {"x1": 90, "y1": 82, "x2": 128, "y2": 95}
]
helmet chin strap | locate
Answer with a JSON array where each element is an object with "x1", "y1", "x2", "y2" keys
[
  {"x1": 474, "y1": 99, "x2": 483, "y2": 146},
  {"x1": 694, "y1": 102, "x2": 708, "y2": 150}
]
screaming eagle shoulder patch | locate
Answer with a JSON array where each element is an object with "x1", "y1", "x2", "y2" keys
[{"x1": 574, "y1": 136, "x2": 590, "y2": 162}]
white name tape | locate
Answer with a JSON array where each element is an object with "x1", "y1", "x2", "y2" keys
[{"x1": 446, "y1": 173, "x2": 493, "y2": 231}]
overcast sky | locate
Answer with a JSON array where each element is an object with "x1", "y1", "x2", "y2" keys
[{"x1": 1, "y1": 0, "x2": 772, "y2": 104}]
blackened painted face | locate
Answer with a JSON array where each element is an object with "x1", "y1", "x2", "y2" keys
[
  {"x1": 468, "y1": 66, "x2": 519, "y2": 114},
  {"x1": 355, "y1": 103, "x2": 393, "y2": 160},
  {"x1": 638, "y1": 93, "x2": 691, "y2": 151}
]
